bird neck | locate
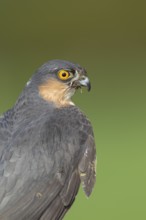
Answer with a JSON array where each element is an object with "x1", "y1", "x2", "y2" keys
[
  {"x1": 38, "y1": 79, "x2": 75, "y2": 108},
  {"x1": 12, "y1": 86, "x2": 54, "y2": 122}
]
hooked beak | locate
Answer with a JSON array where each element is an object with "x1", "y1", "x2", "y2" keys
[{"x1": 79, "y1": 76, "x2": 91, "y2": 91}]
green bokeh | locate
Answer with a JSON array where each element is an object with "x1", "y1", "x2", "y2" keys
[{"x1": 0, "y1": 1, "x2": 146, "y2": 219}]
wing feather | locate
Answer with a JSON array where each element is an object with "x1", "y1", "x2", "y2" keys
[{"x1": 79, "y1": 134, "x2": 96, "y2": 197}]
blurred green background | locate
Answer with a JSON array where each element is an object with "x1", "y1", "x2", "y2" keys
[{"x1": 0, "y1": 0, "x2": 146, "y2": 219}]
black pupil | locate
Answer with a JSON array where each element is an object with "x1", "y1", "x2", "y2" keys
[{"x1": 62, "y1": 72, "x2": 67, "y2": 77}]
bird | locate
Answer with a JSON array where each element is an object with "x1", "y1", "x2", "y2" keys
[{"x1": 0, "y1": 59, "x2": 96, "y2": 220}]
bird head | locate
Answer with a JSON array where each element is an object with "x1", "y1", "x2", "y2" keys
[{"x1": 27, "y1": 60, "x2": 91, "y2": 107}]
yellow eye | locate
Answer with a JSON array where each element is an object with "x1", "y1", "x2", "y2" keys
[{"x1": 58, "y1": 70, "x2": 70, "y2": 80}]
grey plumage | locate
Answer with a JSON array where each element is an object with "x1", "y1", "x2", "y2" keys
[{"x1": 0, "y1": 60, "x2": 96, "y2": 220}]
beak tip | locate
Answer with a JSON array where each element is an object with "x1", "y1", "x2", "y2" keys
[{"x1": 87, "y1": 83, "x2": 91, "y2": 91}]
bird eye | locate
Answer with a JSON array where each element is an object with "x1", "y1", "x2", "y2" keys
[{"x1": 58, "y1": 70, "x2": 70, "y2": 80}]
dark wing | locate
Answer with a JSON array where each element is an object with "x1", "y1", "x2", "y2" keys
[
  {"x1": 40, "y1": 107, "x2": 96, "y2": 220},
  {"x1": 0, "y1": 107, "x2": 96, "y2": 220}
]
